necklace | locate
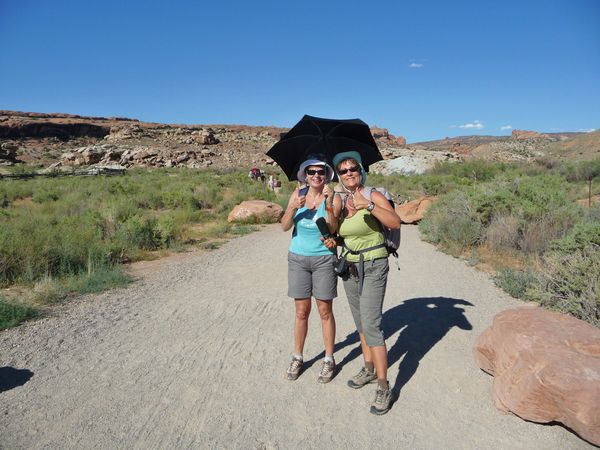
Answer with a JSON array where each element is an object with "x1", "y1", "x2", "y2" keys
[{"x1": 307, "y1": 191, "x2": 322, "y2": 209}]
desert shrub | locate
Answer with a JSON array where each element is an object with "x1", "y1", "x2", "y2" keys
[
  {"x1": 526, "y1": 244, "x2": 600, "y2": 327},
  {"x1": 156, "y1": 214, "x2": 179, "y2": 247},
  {"x1": 230, "y1": 224, "x2": 258, "y2": 235},
  {"x1": 550, "y1": 221, "x2": 600, "y2": 253},
  {"x1": 0, "y1": 298, "x2": 37, "y2": 329},
  {"x1": 560, "y1": 158, "x2": 600, "y2": 182},
  {"x1": 114, "y1": 215, "x2": 161, "y2": 251},
  {"x1": 65, "y1": 266, "x2": 132, "y2": 294},
  {"x1": 419, "y1": 190, "x2": 483, "y2": 250},
  {"x1": 516, "y1": 206, "x2": 578, "y2": 254},
  {"x1": 29, "y1": 276, "x2": 67, "y2": 304},
  {"x1": 430, "y1": 159, "x2": 510, "y2": 182},
  {"x1": 32, "y1": 186, "x2": 60, "y2": 203},
  {"x1": 494, "y1": 268, "x2": 539, "y2": 298},
  {"x1": 485, "y1": 214, "x2": 520, "y2": 250}
]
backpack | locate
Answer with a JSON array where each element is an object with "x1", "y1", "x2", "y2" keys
[{"x1": 339, "y1": 186, "x2": 401, "y2": 270}]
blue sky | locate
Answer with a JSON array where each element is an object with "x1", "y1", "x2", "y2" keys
[{"x1": 1, "y1": 0, "x2": 599, "y2": 142}]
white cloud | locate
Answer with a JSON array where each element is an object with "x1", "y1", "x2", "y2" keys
[
  {"x1": 578, "y1": 128, "x2": 597, "y2": 133},
  {"x1": 500, "y1": 125, "x2": 512, "y2": 130},
  {"x1": 455, "y1": 120, "x2": 484, "y2": 129},
  {"x1": 408, "y1": 63, "x2": 424, "y2": 69}
]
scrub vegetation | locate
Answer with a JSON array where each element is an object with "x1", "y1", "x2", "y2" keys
[
  {"x1": 370, "y1": 158, "x2": 600, "y2": 327},
  {"x1": 0, "y1": 168, "x2": 290, "y2": 328},
  {"x1": 1, "y1": 159, "x2": 598, "y2": 329}
]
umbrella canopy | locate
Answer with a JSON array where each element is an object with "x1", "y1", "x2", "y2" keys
[{"x1": 266, "y1": 115, "x2": 383, "y2": 181}]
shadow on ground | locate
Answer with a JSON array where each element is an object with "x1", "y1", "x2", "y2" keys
[
  {"x1": 0, "y1": 367, "x2": 34, "y2": 393},
  {"x1": 304, "y1": 297, "x2": 473, "y2": 392}
]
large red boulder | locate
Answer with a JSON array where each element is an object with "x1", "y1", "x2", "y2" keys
[
  {"x1": 227, "y1": 200, "x2": 283, "y2": 223},
  {"x1": 473, "y1": 307, "x2": 600, "y2": 446},
  {"x1": 395, "y1": 196, "x2": 436, "y2": 224}
]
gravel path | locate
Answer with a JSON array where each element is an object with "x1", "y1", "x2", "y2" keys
[{"x1": 0, "y1": 225, "x2": 592, "y2": 449}]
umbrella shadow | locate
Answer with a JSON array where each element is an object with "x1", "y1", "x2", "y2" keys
[
  {"x1": 0, "y1": 367, "x2": 34, "y2": 393},
  {"x1": 385, "y1": 297, "x2": 473, "y2": 394},
  {"x1": 302, "y1": 297, "x2": 473, "y2": 389}
]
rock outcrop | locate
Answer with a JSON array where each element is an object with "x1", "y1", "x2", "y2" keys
[
  {"x1": 511, "y1": 129, "x2": 549, "y2": 140},
  {"x1": 395, "y1": 197, "x2": 436, "y2": 224},
  {"x1": 473, "y1": 307, "x2": 600, "y2": 446},
  {"x1": 227, "y1": 200, "x2": 283, "y2": 223},
  {"x1": 370, "y1": 126, "x2": 406, "y2": 148}
]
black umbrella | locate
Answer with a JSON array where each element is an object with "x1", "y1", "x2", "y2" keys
[{"x1": 266, "y1": 115, "x2": 383, "y2": 181}]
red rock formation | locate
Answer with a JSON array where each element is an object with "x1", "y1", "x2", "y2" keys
[
  {"x1": 473, "y1": 307, "x2": 600, "y2": 446},
  {"x1": 227, "y1": 200, "x2": 283, "y2": 223},
  {"x1": 371, "y1": 126, "x2": 407, "y2": 147},
  {"x1": 511, "y1": 130, "x2": 549, "y2": 140},
  {"x1": 395, "y1": 197, "x2": 436, "y2": 224}
]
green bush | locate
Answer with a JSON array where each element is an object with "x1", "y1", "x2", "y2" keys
[
  {"x1": 419, "y1": 190, "x2": 483, "y2": 250},
  {"x1": 494, "y1": 268, "x2": 538, "y2": 298},
  {"x1": 0, "y1": 298, "x2": 37, "y2": 329},
  {"x1": 526, "y1": 244, "x2": 600, "y2": 327},
  {"x1": 65, "y1": 266, "x2": 132, "y2": 294}
]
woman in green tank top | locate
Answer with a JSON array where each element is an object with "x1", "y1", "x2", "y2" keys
[{"x1": 332, "y1": 151, "x2": 401, "y2": 416}]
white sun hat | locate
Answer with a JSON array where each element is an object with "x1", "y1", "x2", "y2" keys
[{"x1": 297, "y1": 158, "x2": 334, "y2": 184}]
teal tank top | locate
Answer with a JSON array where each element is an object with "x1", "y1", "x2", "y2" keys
[{"x1": 289, "y1": 201, "x2": 334, "y2": 256}]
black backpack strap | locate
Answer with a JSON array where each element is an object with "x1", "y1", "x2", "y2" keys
[{"x1": 342, "y1": 243, "x2": 387, "y2": 295}]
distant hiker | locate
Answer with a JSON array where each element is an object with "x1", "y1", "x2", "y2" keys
[
  {"x1": 249, "y1": 167, "x2": 261, "y2": 181},
  {"x1": 332, "y1": 151, "x2": 401, "y2": 415},
  {"x1": 268, "y1": 174, "x2": 275, "y2": 190},
  {"x1": 281, "y1": 155, "x2": 338, "y2": 383}
]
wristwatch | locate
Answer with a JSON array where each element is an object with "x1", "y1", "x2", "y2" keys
[{"x1": 366, "y1": 201, "x2": 375, "y2": 212}]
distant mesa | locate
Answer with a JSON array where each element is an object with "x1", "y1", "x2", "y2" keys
[
  {"x1": 0, "y1": 110, "x2": 596, "y2": 171},
  {"x1": 511, "y1": 129, "x2": 549, "y2": 140}
]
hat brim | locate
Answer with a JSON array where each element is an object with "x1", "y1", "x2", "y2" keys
[{"x1": 297, "y1": 159, "x2": 334, "y2": 184}]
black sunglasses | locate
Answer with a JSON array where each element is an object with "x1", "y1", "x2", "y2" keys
[
  {"x1": 305, "y1": 169, "x2": 326, "y2": 176},
  {"x1": 338, "y1": 166, "x2": 360, "y2": 175}
]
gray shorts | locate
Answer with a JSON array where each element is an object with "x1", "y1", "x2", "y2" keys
[
  {"x1": 287, "y1": 252, "x2": 338, "y2": 300},
  {"x1": 343, "y1": 258, "x2": 389, "y2": 346}
]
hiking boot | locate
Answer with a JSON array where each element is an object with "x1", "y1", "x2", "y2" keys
[
  {"x1": 347, "y1": 367, "x2": 377, "y2": 389},
  {"x1": 317, "y1": 359, "x2": 336, "y2": 384},
  {"x1": 286, "y1": 356, "x2": 303, "y2": 381},
  {"x1": 370, "y1": 386, "x2": 395, "y2": 415}
]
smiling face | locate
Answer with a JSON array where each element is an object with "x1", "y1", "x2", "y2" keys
[
  {"x1": 337, "y1": 158, "x2": 362, "y2": 190},
  {"x1": 305, "y1": 165, "x2": 327, "y2": 189}
]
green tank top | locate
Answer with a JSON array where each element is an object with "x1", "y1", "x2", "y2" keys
[{"x1": 339, "y1": 210, "x2": 388, "y2": 262}]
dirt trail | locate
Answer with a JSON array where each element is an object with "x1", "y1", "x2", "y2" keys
[{"x1": 0, "y1": 225, "x2": 592, "y2": 449}]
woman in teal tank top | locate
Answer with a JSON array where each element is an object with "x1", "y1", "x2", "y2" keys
[
  {"x1": 281, "y1": 156, "x2": 339, "y2": 384},
  {"x1": 332, "y1": 151, "x2": 401, "y2": 415}
]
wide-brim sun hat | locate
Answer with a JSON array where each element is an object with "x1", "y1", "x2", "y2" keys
[
  {"x1": 297, "y1": 159, "x2": 335, "y2": 184},
  {"x1": 332, "y1": 151, "x2": 367, "y2": 185}
]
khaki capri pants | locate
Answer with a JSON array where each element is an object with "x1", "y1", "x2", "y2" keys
[{"x1": 342, "y1": 258, "x2": 389, "y2": 346}]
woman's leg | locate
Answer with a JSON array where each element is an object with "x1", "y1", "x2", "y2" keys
[
  {"x1": 370, "y1": 345, "x2": 388, "y2": 382},
  {"x1": 359, "y1": 333, "x2": 372, "y2": 366},
  {"x1": 316, "y1": 299, "x2": 335, "y2": 356},
  {"x1": 293, "y1": 298, "x2": 311, "y2": 355}
]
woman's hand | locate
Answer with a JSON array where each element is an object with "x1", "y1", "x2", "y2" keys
[
  {"x1": 351, "y1": 189, "x2": 370, "y2": 210},
  {"x1": 282, "y1": 187, "x2": 305, "y2": 231},
  {"x1": 287, "y1": 187, "x2": 306, "y2": 210},
  {"x1": 321, "y1": 236, "x2": 337, "y2": 250}
]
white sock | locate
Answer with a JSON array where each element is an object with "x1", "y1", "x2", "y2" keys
[
  {"x1": 324, "y1": 355, "x2": 334, "y2": 363},
  {"x1": 292, "y1": 353, "x2": 303, "y2": 361}
]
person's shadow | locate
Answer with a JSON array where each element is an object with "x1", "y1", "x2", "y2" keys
[
  {"x1": 0, "y1": 367, "x2": 34, "y2": 393},
  {"x1": 304, "y1": 297, "x2": 472, "y2": 392},
  {"x1": 384, "y1": 297, "x2": 473, "y2": 394}
]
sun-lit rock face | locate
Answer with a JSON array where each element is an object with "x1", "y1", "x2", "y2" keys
[
  {"x1": 474, "y1": 307, "x2": 600, "y2": 446},
  {"x1": 227, "y1": 200, "x2": 284, "y2": 224}
]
